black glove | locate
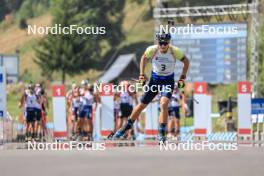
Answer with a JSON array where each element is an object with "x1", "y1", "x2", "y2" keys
[
  {"x1": 138, "y1": 75, "x2": 146, "y2": 86},
  {"x1": 178, "y1": 75, "x2": 186, "y2": 88}
]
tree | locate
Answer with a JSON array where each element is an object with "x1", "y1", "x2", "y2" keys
[
  {"x1": 35, "y1": 0, "x2": 125, "y2": 83},
  {"x1": 0, "y1": 0, "x2": 9, "y2": 22},
  {"x1": 257, "y1": 20, "x2": 264, "y2": 97},
  {"x1": 17, "y1": 0, "x2": 50, "y2": 19},
  {"x1": 5, "y1": 0, "x2": 23, "y2": 12}
]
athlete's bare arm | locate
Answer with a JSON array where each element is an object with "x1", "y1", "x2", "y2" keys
[
  {"x1": 179, "y1": 56, "x2": 189, "y2": 78},
  {"x1": 139, "y1": 54, "x2": 148, "y2": 76}
]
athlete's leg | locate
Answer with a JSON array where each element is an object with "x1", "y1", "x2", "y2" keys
[
  {"x1": 116, "y1": 116, "x2": 122, "y2": 130},
  {"x1": 113, "y1": 103, "x2": 147, "y2": 138},
  {"x1": 26, "y1": 109, "x2": 34, "y2": 141},
  {"x1": 158, "y1": 79, "x2": 174, "y2": 142},
  {"x1": 82, "y1": 106, "x2": 92, "y2": 141},
  {"x1": 83, "y1": 118, "x2": 92, "y2": 141},
  {"x1": 71, "y1": 108, "x2": 77, "y2": 138},
  {"x1": 77, "y1": 106, "x2": 87, "y2": 140},
  {"x1": 126, "y1": 105, "x2": 135, "y2": 140},
  {"x1": 80, "y1": 118, "x2": 84, "y2": 139},
  {"x1": 118, "y1": 103, "x2": 128, "y2": 131},
  {"x1": 24, "y1": 111, "x2": 30, "y2": 141},
  {"x1": 121, "y1": 117, "x2": 128, "y2": 131},
  {"x1": 73, "y1": 114, "x2": 78, "y2": 139},
  {"x1": 87, "y1": 118, "x2": 93, "y2": 140},
  {"x1": 83, "y1": 118, "x2": 88, "y2": 140},
  {"x1": 129, "y1": 103, "x2": 147, "y2": 121},
  {"x1": 158, "y1": 97, "x2": 170, "y2": 141},
  {"x1": 114, "y1": 110, "x2": 118, "y2": 131},
  {"x1": 174, "y1": 108, "x2": 181, "y2": 137},
  {"x1": 35, "y1": 120, "x2": 41, "y2": 141},
  {"x1": 25, "y1": 122, "x2": 31, "y2": 142},
  {"x1": 175, "y1": 118, "x2": 180, "y2": 136},
  {"x1": 35, "y1": 109, "x2": 42, "y2": 141},
  {"x1": 30, "y1": 121, "x2": 35, "y2": 141},
  {"x1": 113, "y1": 79, "x2": 158, "y2": 139},
  {"x1": 41, "y1": 110, "x2": 47, "y2": 141},
  {"x1": 76, "y1": 116, "x2": 83, "y2": 140},
  {"x1": 167, "y1": 116, "x2": 175, "y2": 138},
  {"x1": 167, "y1": 108, "x2": 175, "y2": 137}
]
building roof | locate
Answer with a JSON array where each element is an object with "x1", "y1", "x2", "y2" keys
[{"x1": 99, "y1": 54, "x2": 138, "y2": 83}]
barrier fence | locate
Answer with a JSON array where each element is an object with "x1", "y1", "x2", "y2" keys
[{"x1": 0, "y1": 118, "x2": 17, "y2": 143}]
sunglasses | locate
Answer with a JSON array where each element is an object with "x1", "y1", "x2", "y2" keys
[{"x1": 158, "y1": 42, "x2": 169, "y2": 46}]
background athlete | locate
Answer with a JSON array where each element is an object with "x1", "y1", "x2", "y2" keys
[
  {"x1": 117, "y1": 80, "x2": 138, "y2": 139},
  {"x1": 112, "y1": 32, "x2": 189, "y2": 143},
  {"x1": 167, "y1": 86, "x2": 181, "y2": 140},
  {"x1": 77, "y1": 80, "x2": 98, "y2": 141},
  {"x1": 19, "y1": 84, "x2": 41, "y2": 142},
  {"x1": 66, "y1": 83, "x2": 80, "y2": 140}
]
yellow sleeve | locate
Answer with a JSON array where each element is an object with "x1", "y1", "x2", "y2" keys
[
  {"x1": 144, "y1": 45, "x2": 158, "y2": 59},
  {"x1": 170, "y1": 45, "x2": 184, "y2": 60}
]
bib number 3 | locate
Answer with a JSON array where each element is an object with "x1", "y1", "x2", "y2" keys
[{"x1": 161, "y1": 64, "x2": 166, "y2": 71}]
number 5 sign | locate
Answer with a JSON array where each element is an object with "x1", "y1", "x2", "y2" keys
[
  {"x1": 238, "y1": 82, "x2": 251, "y2": 94},
  {"x1": 237, "y1": 81, "x2": 252, "y2": 139}
]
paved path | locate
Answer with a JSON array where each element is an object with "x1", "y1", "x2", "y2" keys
[{"x1": 0, "y1": 145, "x2": 263, "y2": 176}]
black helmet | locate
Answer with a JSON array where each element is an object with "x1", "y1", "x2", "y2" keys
[{"x1": 156, "y1": 32, "x2": 171, "y2": 42}]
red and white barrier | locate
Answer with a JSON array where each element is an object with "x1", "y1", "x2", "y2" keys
[
  {"x1": 99, "y1": 83, "x2": 114, "y2": 138},
  {"x1": 237, "y1": 81, "x2": 252, "y2": 142},
  {"x1": 52, "y1": 85, "x2": 67, "y2": 140},
  {"x1": 93, "y1": 103, "x2": 102, "y2": 140},
  {"x1": 193, "y1": 82, "x2": 211, "y2": 139},
  {"x1": 145, "y1": 101, "x2": 159, "y2": 138}
]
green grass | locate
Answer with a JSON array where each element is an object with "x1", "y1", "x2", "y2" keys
[
  {"x1": 7, "y1": 93, "x2": 21, "y2": 120},
  {"x1": 180, "y1": 117, "x2": 193, "y2": 127}
]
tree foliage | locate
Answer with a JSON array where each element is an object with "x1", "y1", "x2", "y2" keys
[
  {"x1": 257, "y1": 20, "x2": 264, "y2": 97},
  {"x1": 0, "y1": 0, "x2": 10, "y2": 21},
  {"x1": 35, "y1": 0, "x2": 125, "y2": 83},
  {"x1": 16, "y1": 0, "x2": 50, "y2": 19}
]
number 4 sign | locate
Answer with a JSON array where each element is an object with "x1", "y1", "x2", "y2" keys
[
  {"x1": 193, "y1": 82, "x2": 211, "y2": 136},
  {"x1": 194, "y1": 82, "x2": 207, "y2": 94}
]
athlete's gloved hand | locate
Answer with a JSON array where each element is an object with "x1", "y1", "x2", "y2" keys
[
  {"x1": 178, "y1": 75, "x2": 186, "y2": 88},
  {"x1": 138, "y1": 74, "x2": 146, "y2": 86}
]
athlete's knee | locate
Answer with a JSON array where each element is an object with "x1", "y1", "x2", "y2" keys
[{"x1": 160, "y1": 101, "x2": 169, "y2": 111}]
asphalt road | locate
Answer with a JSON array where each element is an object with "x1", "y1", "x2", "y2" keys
[{"x1": 0, "y1": 145, "x2": 263, "y2": 176}]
